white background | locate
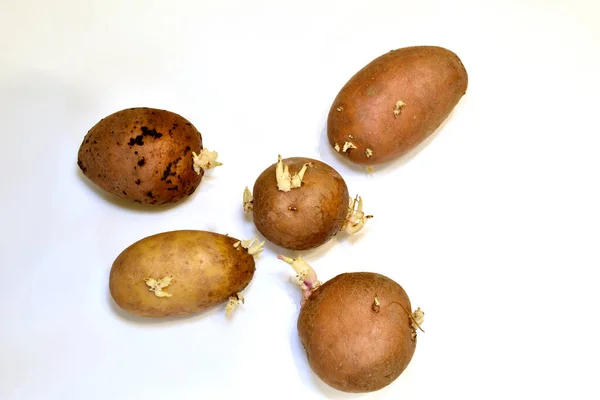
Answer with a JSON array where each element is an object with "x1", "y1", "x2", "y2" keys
[{"x1": 1, "y1": 0, "x2": 599, "y2": 399}]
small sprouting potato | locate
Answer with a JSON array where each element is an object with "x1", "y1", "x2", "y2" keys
[
  {"x1": 279, "y1": 256, "x2": 424, "y2": 393},
  {"x1": 77, "y1": 107, "x2": 222, "y2": 205},
  {"x1": 328, "y1": 46, "x2": 468, "y2": 166},
  {"x1": 244, "y1": 156, "x2": 372, "y2": 251},
  {"x1": 109, "y1": 230, "x2": 264, "y2": 318}
]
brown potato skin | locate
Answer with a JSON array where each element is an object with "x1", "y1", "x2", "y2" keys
[
  {"x1": 252, "y1": 157, "x2": 349, "y2": 251},
  {"x1": 298, "y1": 272, "x2": 416, "y2": 393},
  {"x1": 77, "y1": 107, "x2": 203, "y2": 205},
  {"x1": 328, "y1": 46, "x2": 468, "y2": 165},
  {"x1": 109, "y1": 230, "x2": 256, "y2": 318}
]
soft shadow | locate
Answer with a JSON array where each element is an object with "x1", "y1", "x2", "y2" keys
[
  {"x1": 257, "y1": 228, "x2": 342, "y2": 264},
  {"x1": 76, "y1": 166, "x2": 193, "y2": 213}
]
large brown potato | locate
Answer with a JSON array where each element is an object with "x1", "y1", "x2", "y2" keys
[
  {"x1": 297, "y1": 272, "x2": 422, "y2": 393},
  {"x1": 78, "y1": 107, "x2": 220, "y2": 205},
  {"x1": 109, "y1": 230, "x2": 262, "y2": 318},
  {"x1": 327, "y1": 46, "x2": 468, "y2": 165},
  {"x1": 249, "y1": 157, "x2": 350, "y2": 251}
]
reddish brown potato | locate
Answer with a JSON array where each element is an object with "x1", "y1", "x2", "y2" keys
[
  {"x1": 278, "y1": 257, "x2": 424, "y2": 393},
  {"x1": 109, "y1": 230, "x2": 263, "y2": 318},
  {"x1": 328, "y1": 46, "x2": 468, "y2": 165},
  {"x1": 77, "y1": 107, "x2": 221, "y2": 205},
  {"x1": 247, "y1": 156, "x2": 369, "y2": 251}
]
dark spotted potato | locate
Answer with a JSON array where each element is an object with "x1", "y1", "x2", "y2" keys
[
  {"x1": 328, "y1": 46, "x2": 468, "y2": 165},
  {"x1": 77, "y1": 107, "x2": 221, "y2": 205}
]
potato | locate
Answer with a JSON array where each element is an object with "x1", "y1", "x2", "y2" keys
[
  {"x1": 244, "y1": 156, "x2": 371, "y2": 251},
  {"x1": 109, "y1": 230, "x2": 263, "y2": 318},
  {"x1": 77, "y1": 107, "x2": 221, "y2": 205},
  {"x1": 328, "y1": 46, "x2": 468, "y2": 165},
  {"x1": 279, "y1": 256, "x2": 424, "y2": 393}
]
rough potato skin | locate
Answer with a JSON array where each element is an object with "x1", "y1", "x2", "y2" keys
[
  {"x1": 77, "y1": 107, "x2": 203, "y2": 205},
  {"x1": 298, "y1": 272, "x2": 416, "y2": 393},
  {"x1": 252, "y1": 157, "x2": 349, "y2": 251},
  {"x1": 328, "y1": 46, "x2": 468, "y2": 165},
  {"x1": 109, "y1": 230, "x2": 256, "y2": 318}
]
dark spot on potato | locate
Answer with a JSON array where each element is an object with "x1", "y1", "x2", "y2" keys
[
  {"x1": 77, "y1": 160, "x2": 87, "y2": 173},
  {"x1": 140, "y1": 126, "x2": 163, "y2": 138},
  {"x1": 146, "y1": 191, "x2": 154, "y2": 198},
  {"x1": 184, "y1": 146, "x2": 191, "y2": 154},
  {"x1": 116, "y1": 142, "x2": 120, "y2": 145},
  {"x1": 161, "y1": 163, "x2": 173, "y2": 181},
  {"x1": 288, "y1": 206, "x2": 297, "y2": 211},
  {"x1": 93, "y1": 140, "x2": 97, "y2": 144},
  {"x1": 185, "y1": 122, "x2": 191, "y2": 126},
  {"x1": 128, "y1": 136, "x2": 144, "y2": 146},
  {"x1": 122, "y1": 190, "x2": 127, "y2": 195},
  {"x1": 137, "y1": 158, "x2": 146, "y2": 167},
  {"x1": 167, "y1": 186, "x2": 179, "y2": 191},
  {"x1": 127, "y1": 127, "x2": 162, "y2": 146},
  {"x1": 135, "y1": 179, "x2": 141, "y2": 185},
  {"x1": 134, "y1": 151, "x2": 138, "y2": 155},
  {"x1": 165, "y1": 179, "x2": 172, "y2": 184},
  {"x1": 85, "y1": 139, "x2": 89, "y2": 144},
  {"x1": 98, "y1": 174, "x2": 101, "y2": 177}
]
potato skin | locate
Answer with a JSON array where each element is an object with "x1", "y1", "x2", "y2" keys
[
  {"x1": 109, "y1": 230, "x2": 256, "y2": 318},
  {"x1": 77, "y1": 107, "x2": 203, "y2": 205},
  {"x1": 252, "y1": 157, "x2": 349, "y2": 251},
  {"x1": 298, "y1": 272, "x2": 416, "y2": 393},
  {"x1": 328, "y1": 46, "x2": 468, "y2": 165}
]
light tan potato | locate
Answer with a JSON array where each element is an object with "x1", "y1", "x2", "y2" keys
[
  {"x1": 78, "y1": 107, "x2": 221, "y2": 205},
  {"x1": 109, "y1": 230, "x2": 262, "y2": 318},
  {"x1": 328, "y1": 46, "x2": 468, "y2": 165}
]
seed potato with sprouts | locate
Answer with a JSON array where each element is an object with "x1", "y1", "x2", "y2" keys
[
  {"x1": 244, "y1": 156, "x2": 371, "y2": 251},
  {"x1": 279, "y1": 256, "x2": 424, "y2": 393},
  {"x1": 328, "y1": 46, "x2": 468, "y2": 165},
  {"x1": 109, "y1": 230, "x2": 263, "y2": 318},
  {"x1": 77, "y1": 107, "x2": 221, "y2": 205}
]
